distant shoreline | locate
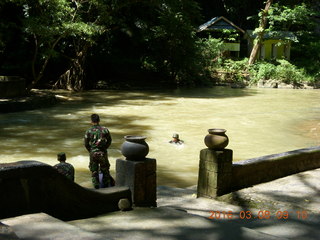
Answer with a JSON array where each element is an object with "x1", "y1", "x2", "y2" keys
[{"x1": 0, "y1": 89, "x2": 58, "y2": 113}]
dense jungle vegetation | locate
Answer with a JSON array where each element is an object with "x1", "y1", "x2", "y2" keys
[{"x1": 0, "y1": 0, "x2": 319, "y2": 91}]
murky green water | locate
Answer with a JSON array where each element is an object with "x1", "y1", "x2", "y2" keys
[{"x1": 1, "y1": 87, "x2": 319, "y2": 187}]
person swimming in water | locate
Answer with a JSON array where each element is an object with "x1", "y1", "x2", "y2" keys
[{"x1": 169, "y1": 133, "x2": 184, "y2": 145}]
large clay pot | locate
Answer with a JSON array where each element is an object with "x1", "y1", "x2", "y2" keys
[
  {"x1": 204, "y1": 128, "x2": 229, "y2": 150},
  {"x1": 121, "y1": 135, "x2": 149, "y2": 161}
]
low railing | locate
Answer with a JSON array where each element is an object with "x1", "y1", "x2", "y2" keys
[
  {"x1": 197, "y1": 145, "x2": 320, "y2": 198},
  {"x1": 231, "y1": 146, "x2": 320, "y2": 191}
]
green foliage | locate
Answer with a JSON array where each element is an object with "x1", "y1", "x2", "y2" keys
[
  {"x1": 219, "y1": 58, "x2": 249, "y2": 82},
  {"x1": 215, "y1": 58, "x2": 314, "y2": 86},
  {"x1": 291, "y1": 35, "x2": 320, "y2": 80},
  {"x1": 268, "y1": 3, "x2": 315, "y2": 31},
  {"x1": 195, "y1": 37, "x2": 223, "y2": 71},
  {"x1": 140, "y1": 0, "x2": 205, "y2": 86},
  {"x1": 264, "y1": 2, "x2": 318, "y2": 73},
  {"x1": 2, "y1": 0, "x2": 110, "y2": 88},
  {"x1": 249, "y1": 61, "x2": 277, "y2": 82},
  {"x1": 304, "y1": 40, "x2": 320, "y2": 78},
  {"x1": 275, "y1": 59, "x2": 310, "y2": 84},
  {"x1": 222, "y1": 58, "x2": 248, "y2": 71},
  {"x1": 209, "y1": 29, "x2": 240, "y2": 42},
  {"x1": 1, "y1": 0, "x2": 319, "y2": 89},
  {"x1": 249, "y1": 60, "x2": 312, "y2": 85}
]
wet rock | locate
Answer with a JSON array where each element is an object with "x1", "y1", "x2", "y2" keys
[{"x1": 257, "y1": 80, "x2": 279, "y2": 88}]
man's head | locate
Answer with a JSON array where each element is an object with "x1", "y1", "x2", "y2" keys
[
  {"x1": 172, "y1": 133, "x2": 180, "y2": 142},
  {"x1": 57, "y1": 152, "x2": 66, "y2": 162},
  {"x1": 91, "y1": 114, "x2": 100, "y2": 124}
]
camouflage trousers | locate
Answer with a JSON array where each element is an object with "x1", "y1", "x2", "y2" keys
[{"x1": 89, "y1": 151, "x2": 111, "y2": 189}]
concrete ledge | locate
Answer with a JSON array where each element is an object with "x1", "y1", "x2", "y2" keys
[
  {"x1": 0, "y1": 161, "x2": 131, "y2": 220},
  {"x1": 231, "y1": 146, "x2": 320, "y2": 191},
  {"x1": 0, "y1": 76, "x2": 26, "y2": 98},
  {"x1": 2, "y1": 213, "x2": 106, "y2": 240},
  {"x1": 0, "y1": 222, "x2": 20, "y2": 240}
]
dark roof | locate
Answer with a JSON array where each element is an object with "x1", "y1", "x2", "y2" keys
[
  {"x1": 198, "y1": 16, "x2": 245, "y2": 33},
  {"x1": 246, "y1": 30, "x2": 298, "y2": 42}
]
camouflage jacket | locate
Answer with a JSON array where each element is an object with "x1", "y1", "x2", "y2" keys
[
  {"x1": 84, "y1": 125, "x2": 112, "y2": 153},
  {"x1": 54, "y1": 162, "x2": 75, "y2": 181}
]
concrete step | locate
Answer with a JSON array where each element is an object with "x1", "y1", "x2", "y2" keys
[
  {"x1": 69, "y1": 206, "x2": 288, "y2": 240},
  {"x1": 3, "y1": 166, "x2": 320, "y2": 240},
  {"x1": 0, "y1": 222, "x2": 20, "y2": 240},
  {"x1": 156, "y1": 170, "x2": 320, "y2": 240},
  {"x1": 2, "y1": 207, "x2": 289, "y2": 240},
  {"x1": 1, "y1": 213, "x2": 107, "y2": 240}
]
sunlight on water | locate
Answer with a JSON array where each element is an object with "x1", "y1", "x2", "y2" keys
[{"x1": 0, "y1": 87, "x2": 319, "y2": 187}]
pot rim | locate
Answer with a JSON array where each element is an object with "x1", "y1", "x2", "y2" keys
[
  {"x1": 124, "y1": 135, "x2": 147, "y2": 141},
  {"x1": 207, "y1": 128, "x2": 226, "y2": 133}
]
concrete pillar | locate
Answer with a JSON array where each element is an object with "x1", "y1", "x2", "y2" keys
[
  {"x1": 116, "y1": 158, "x2": 157, "y2": 207},
  {"x1": 197, "y1": 148, "x2": 233, "y2": 198}
]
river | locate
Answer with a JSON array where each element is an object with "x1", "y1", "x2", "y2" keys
[{"x1": 0, "y1": 87, "x2": 319, "y2": 187}]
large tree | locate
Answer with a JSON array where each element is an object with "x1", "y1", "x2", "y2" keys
[
  {"x1": 139, "y1": 0, "x2": 204, "y2": 86},
  {"x1": 23, "y1": 0, "x2": 108, "y2": 91},
  {"x1": 87, "y1": 0, "x2": 204, "y2": 87},
  {"x1": 248, "y1": 0, "x2": 273, "y2": 65},
  {"x1": 53, "y1": 0, "x2": 110, "y2": 91},
  {"x1": 1, "y1": 0, "x2": 206, "y2": 90},
  {"x1": 0, "y1": 0, "x2": 105, "y2": 91}
]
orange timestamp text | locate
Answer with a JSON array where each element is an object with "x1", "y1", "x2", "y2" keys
[{"x1": 208, "y1": 210, "x2": 309, "y2": 220}]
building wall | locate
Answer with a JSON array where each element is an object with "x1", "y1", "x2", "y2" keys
[
  {"x1": 260, "y1": 39, "x2": 291, "y2": 60},
  {"x1": 247, "y1": 39, "x2": 291, "y2": 60}
]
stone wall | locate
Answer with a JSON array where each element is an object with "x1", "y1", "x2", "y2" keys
[
  {"x1": 231, "y1": 146, "x2": 320, "y2": 191},
  {"x1": 0, "y1": 76, "x2": 26, "y2": 98},
  {"x1": 0, "y1": 161, "x2": 131, "y2": 220}
]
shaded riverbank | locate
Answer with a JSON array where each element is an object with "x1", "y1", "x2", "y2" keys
[{"x1": 0, "y1": 89, "x2": 58, "y2": 113}]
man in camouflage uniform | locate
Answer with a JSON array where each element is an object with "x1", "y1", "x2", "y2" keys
[
  {"x1": 53, "y1": 152, "x2": 75, "y2": 181},
  {"x1": 84, "y1": 114, "x2": 112, "y2": 189}
]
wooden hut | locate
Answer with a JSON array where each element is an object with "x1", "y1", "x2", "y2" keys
[{"x1": 197, "y1": 16, "x2": 245, "y2": 57}]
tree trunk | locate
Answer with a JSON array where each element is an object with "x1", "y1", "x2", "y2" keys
[
  {"x1": 248, "y1": 0, "x2": 273, "y2": 65},
  {"x1": 27, "y1": 34, "x2": 63, "y2": 92},
  {"x1": 55, "y1": 44, "x2": 89, "y2": 91},
  {"x1": 55, "y1": 58, "x2": 85, "y2": 91}
]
